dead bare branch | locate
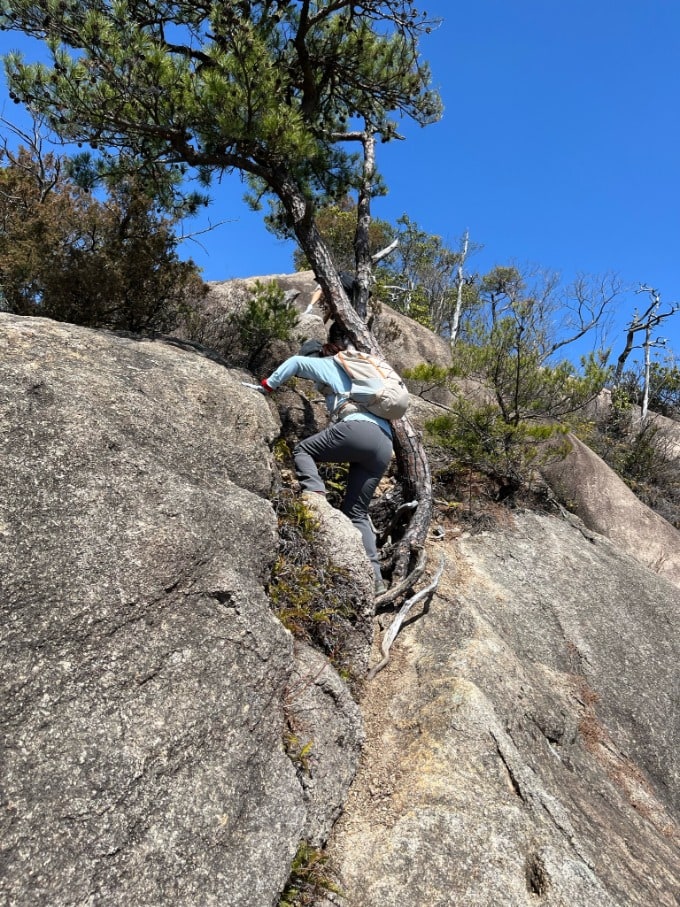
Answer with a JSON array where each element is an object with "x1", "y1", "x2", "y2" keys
[
  {"x1": 368, "y1": 553, "x2": 446, "y2": 679},
  {"x1": 374, "y1": 546, "x2": 427, "y2": 608},
  {"x1": 371, "y1": 238, "x2": 399, "y2": 263}
]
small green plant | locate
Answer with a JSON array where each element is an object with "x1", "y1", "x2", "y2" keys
[
  {"x1": 402, "y1": 362, "x2": 450, "y2": 399},
  {"x1": 267, "y1": 492, "x2": 360, "y2": 671},
  {"x1": 279, "y1": 841, "x2": 342, "y2": 907},
  {"x1": 318, "y1": 462, "x2": 349, "y2": 508},
  {"x1": 273, "y1": 438, "x2": 293, "y2": 465},
  {"x1": 283, "y1": 733, "x2": 314, "y2": 775},
  {"x1": 269, "y1": 559, "x2": 341, "y2": 636},
  {"x1": 229, "y1": 280, "x2": 299, "y2": 369},
  {"x1": 426, "y1": 396, "x2": 570, "y2": 503},
  {"x1": 275, "y1": 494, "x2": 321, "y2": 545},
  {"x1": 411, "y1": 329, "x2": 605, "y2": 517},
  {"x1": 608, "y1": 384, "x2": 637, "y2": 437},
  {"x1": 451, "y1": 338, "x2": 609, "y2": 428},
  {"x1": 579, "y1": 402, "x2": 680, "y2": 527}
]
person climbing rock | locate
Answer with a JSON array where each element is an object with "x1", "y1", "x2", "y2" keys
[{"x1": 259, "y1": 332, "x2": 393, "y2": 595}]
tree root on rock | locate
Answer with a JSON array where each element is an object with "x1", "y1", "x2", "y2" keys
[
  {"x1": 368, "y1": 553, "x2": 446, "y2": 679},
  {"x1": 374, "y1": 547, "x2": 428, "y2": 610}
]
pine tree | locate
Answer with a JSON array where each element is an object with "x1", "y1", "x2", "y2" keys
[{"x1": 2, "y1": 1, "x2": 443, "y2": 580}]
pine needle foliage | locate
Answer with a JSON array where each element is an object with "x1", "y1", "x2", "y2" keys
[
  {"x1": 426, "y1": 400, "x2": 569, "y2": 503},
  {"x1": 411, "y1": 335, "x2": 606, "y2": 506},
  {"x1": 228, "y1": 280, "x2": 299, "y2": 369},
  {"x1": 1, "y1": 2, "x2": 442, "y2": 221}
]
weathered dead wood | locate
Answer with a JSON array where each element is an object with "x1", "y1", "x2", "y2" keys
[
  {"x1": 374, "y1": 548, "x2": 427, "y2": 609},
  {"x1": 368, "y1": 553, "x2": 446, "y2": 680},
  {"x1": 378, "y1": 500, "x2": 418, "y2": 546}
]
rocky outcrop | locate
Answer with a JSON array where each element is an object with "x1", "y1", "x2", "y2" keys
[
  {"x1": 370, "y1": 303, "x2": 453, "y2": 377},
  {"x1": 324, "y1": 514, "x2": 680, "y2": 906},
  {"x1": 2, "y1": 303, "x2": 679, "y2": 907},
  {"x1": 585, "y1": 388, "x2": 680, "y2": 462},
  {"x1": 0, "y1": 314, "x2": 365, "y2": 907},
  {"x1": 542, "y1": 433, "x2": 680, "y2": 587},
  {"x1": 201, "y1": 270, "x2": 453, "y2": 400}
]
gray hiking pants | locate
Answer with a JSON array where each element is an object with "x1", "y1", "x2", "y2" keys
[{"x1": 293, "y1": 420, "x2": 393, "y2": 581}]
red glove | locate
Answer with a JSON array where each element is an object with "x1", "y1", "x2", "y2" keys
[{"x1": 260, "y1": 379, "x2": 274, "y2": 393}]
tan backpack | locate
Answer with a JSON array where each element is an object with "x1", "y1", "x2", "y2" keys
[{"x1": 333, "y1": 350, "x2": 409, "y2": 421}]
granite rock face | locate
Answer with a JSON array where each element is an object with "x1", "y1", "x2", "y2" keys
[
  {"x1": 324, "y1": 512, "x2": 680, "y2": 906},
  {"x1": 3, "y1": 303, "x2": 680, "y2": 907},
  {"x1": 194, "y1": 273, "x2": 680, "y2": 905},
  {"x1": 542, "y1": 432, "x2": 680, "y2": 586},
  {"x1": 0, "y1": 315, "x2": 363, "y2": 906}
]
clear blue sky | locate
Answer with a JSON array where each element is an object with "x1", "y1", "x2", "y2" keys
[{"x1": 1, "y1": 1, "x2": 679, "y2": 355}]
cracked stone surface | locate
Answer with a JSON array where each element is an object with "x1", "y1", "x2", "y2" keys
[
  {"x1": 4, "y1": 304, "x2": 680, "y2": 907},
  {"x1": 322, "y1": 513, "x2": 680, "y2": 906},
  {"x1": 0, "y1": 315, "x2": 363, "y2": 907}
]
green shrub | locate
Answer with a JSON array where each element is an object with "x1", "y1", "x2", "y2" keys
[
  {"x1": 426, "y1": 396, "x2": 570, "y2": 503},
  {"x1": 580, "y1": 408, "x2": 680, "y2": 528},
  {"x1": 267, "y1": 492, "x2": 360, "y2": 672},
  {"x1": 229, "y1": 280, "x2": 299, "y2": 369},
  {"x1": 0, "y1": 146, "x2": 206, "y2": 332},
  {"x1": 278, "y1": 841, "x2": 341, "y2": 907}
]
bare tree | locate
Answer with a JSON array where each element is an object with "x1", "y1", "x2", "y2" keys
[
  {"x1": 549, "y1": 273, "x2": 624, "y2": 357},
  {"x1": 449, "y1": 229, "x2": 469, "y2": 347},
  {"x1": 0, "y1": 115, "x2": 62, "y2": 203},
  {"x1": 613, "y1": 285, "x2": 680, "y2": 395}
]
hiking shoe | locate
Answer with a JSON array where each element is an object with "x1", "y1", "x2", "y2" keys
[{"x1": 375, "y1": 579, "x2": 388, "y2": 596}]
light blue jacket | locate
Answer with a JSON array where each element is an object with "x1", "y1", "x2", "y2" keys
[{"x1": 265, "y1": 355, "x2": 393, "y2": 437}]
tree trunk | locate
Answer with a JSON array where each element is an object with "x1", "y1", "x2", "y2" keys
[
  {"x1": 613, "y1": 321, "x2": 639, "y2": 387},
  {"x1": 449, "y1": 229, "x2": 468, "y2": 347},
  {"x1": 391, "y1": 416, "x2": 433, "y2": 580},
  {"x1": 274, "y1": 168, "x2": 433, "y2": 581},
  {"x1": 353, "y1": 128, "x2": 375, "y2": 321},
  {"x1": 641, "y1": 324, "x2": 651, "y2": 423}
]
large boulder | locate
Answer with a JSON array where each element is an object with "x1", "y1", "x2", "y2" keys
[
  {"x1": 371, "y1": 304, "x2": 452, "y2": 375},
  {"x1": 542, "y1": 433, "x2": 680, "y2": 588},
  {"x1": 0, "y1": 315, "x2": 363, "y2": 906}
]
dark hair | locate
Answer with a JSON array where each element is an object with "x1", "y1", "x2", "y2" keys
[
  {"x1": 320, "y1": 341, "x2": 344, "y2": 357},
  {"x1": 327, "y1": 321, "x2": 349, "y2": 350}
]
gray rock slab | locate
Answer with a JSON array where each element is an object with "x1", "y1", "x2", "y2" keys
[
  {"x1": 0, "y1": 316, "x2": 304, "y2": 906},
  {"x1": 286, "y1": 643, "x2": 365, "y2": 846},
  {"x1": 324, "y1": 512, "x2": 680, "y2": 906},
  {"x1": 542, "y1": 433, "x2": 680, "y2": 587}
]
